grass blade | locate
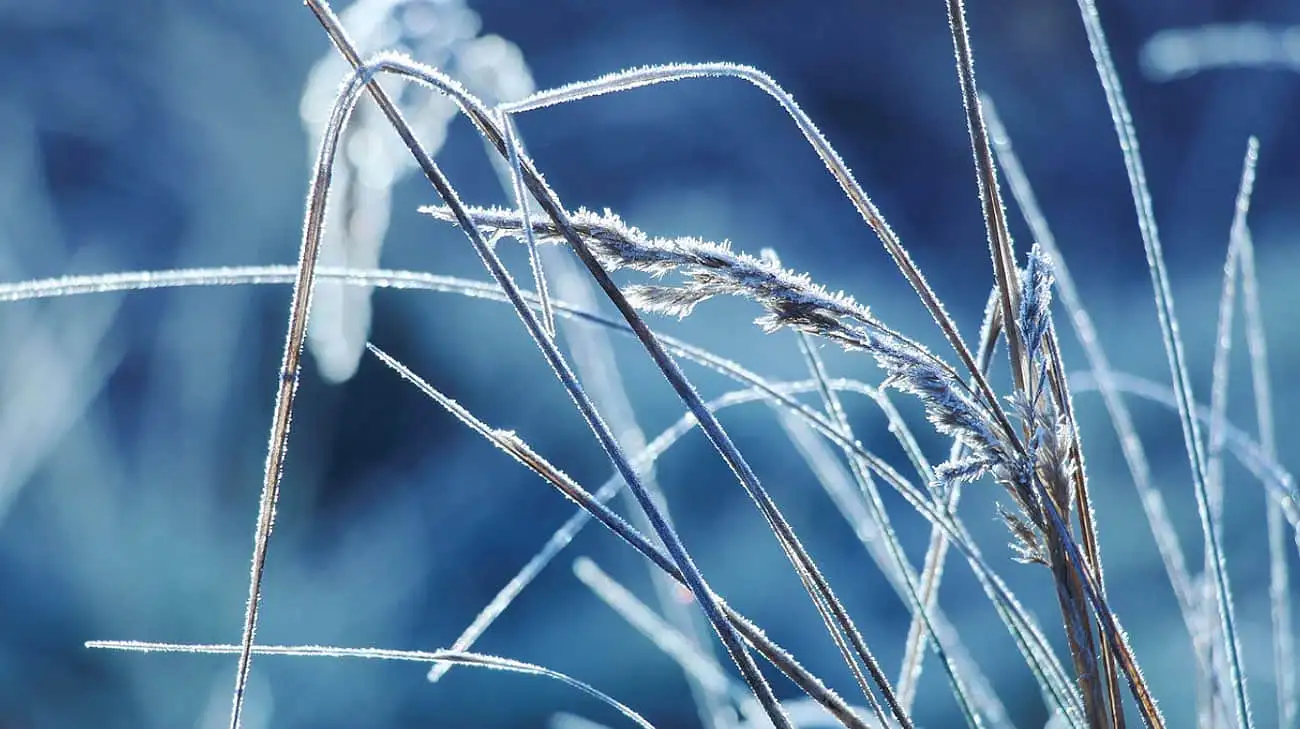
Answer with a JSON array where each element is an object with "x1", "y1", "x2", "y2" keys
[
  {"x1": 89, "y1": 641, "x2": 657, "y2": 729},
  {"x1": 1235, "y1": 224, "x2": 1295, "y2": 728}
]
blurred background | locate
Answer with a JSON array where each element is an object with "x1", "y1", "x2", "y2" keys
[{"x1": 2, "y1": 1, "x2": 1299, "y2": 728}]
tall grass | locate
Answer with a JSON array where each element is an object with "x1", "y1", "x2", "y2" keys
[{"x1": 2, "y1": 2, "x2": 1297, "y2": 728}]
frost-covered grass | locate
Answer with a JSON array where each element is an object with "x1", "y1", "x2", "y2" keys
[{"x1": 3, "y1": 1, "x2": 1298, "y2": 728}]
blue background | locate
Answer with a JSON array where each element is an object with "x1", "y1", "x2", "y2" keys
[{"x1": 1, "y1": 1, "x2": 1299, "y2": 728}]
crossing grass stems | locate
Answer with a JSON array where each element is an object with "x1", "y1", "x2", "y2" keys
[{"x1": 4, "y1": 1, "x2": 1295, "y2": 728}]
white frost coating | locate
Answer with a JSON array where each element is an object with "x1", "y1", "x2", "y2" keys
[{"x1": 300, "y1": 0, "x2": 533, "y2": 382}]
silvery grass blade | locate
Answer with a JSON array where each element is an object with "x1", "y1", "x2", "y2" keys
[
  {"x1": 1139, "y1": 25, "x2": 1300, "y2": 82},
  {"x1": 499, "y1": 110, "x2": 556, "y2": 340},
  {"x1": 498, "y1": 62, "x2": 1021, "y2": 448},
  {"x1": 86, "y1": 641, "x2": 656, "y2": 729},
  {"x1": 297, "y1": 17, "x2": 795, "y2": 728},
  {"x1": 222, "y1": 26, "x2": 373, "y2": 728},
  {"x1": 301, "y1": 15, "x2": 912, "y2": 724},
  {"x1": 15, "y1": 260, "x2": 1092, "y2": 720},
  {"x1": 1235, "y1": 225, "x2": 1295, "y2": 728},
  {"x1": 1074, "y1": 2, "x2": 1251, "y2": 726},
  {"x1": 1202, "y1": 138, "x2": 1260, "y2": 727},
  {"x1": 363, "y1": 342, "x2": 874, "y2": 729}
]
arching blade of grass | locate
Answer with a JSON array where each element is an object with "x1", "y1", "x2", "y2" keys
[
  {"x1": 87, "y1": 641, "x2": 656, "y2": 729},
  {"x1": 222, "y1": 29, "x2": 365, "y2": 727}
]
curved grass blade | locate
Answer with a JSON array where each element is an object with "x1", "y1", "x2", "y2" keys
[
  {"x1": 222, "y1": 27, "x2": 372, "y2": 728},
  {"x1": 87, "y1": 641, "x2": 656, "y2": 729}
]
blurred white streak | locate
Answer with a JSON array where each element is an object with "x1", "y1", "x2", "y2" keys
[
  {"x1": 0, "y1": 106, "x2": 124, "y2": 525},
  {"x1": 550, "y1": 712, "x2": 616, "y2": 729},
  {"x1": 1141, "y1": 24, "x2": 1300, "y2": 81},
  {"x1": 300, "y1": 0, "x2": 533, "y2": 382},
  {"x1": 199, "y1": 670, "x2": 272, "y2": 729}
]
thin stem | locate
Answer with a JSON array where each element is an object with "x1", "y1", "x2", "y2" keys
[
  {"x1": 224, "y1": 36, "x2": 367, "y2": 729},
  {"x1": 500, "y1": 110, "x2": 556, "y2": 340}
]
